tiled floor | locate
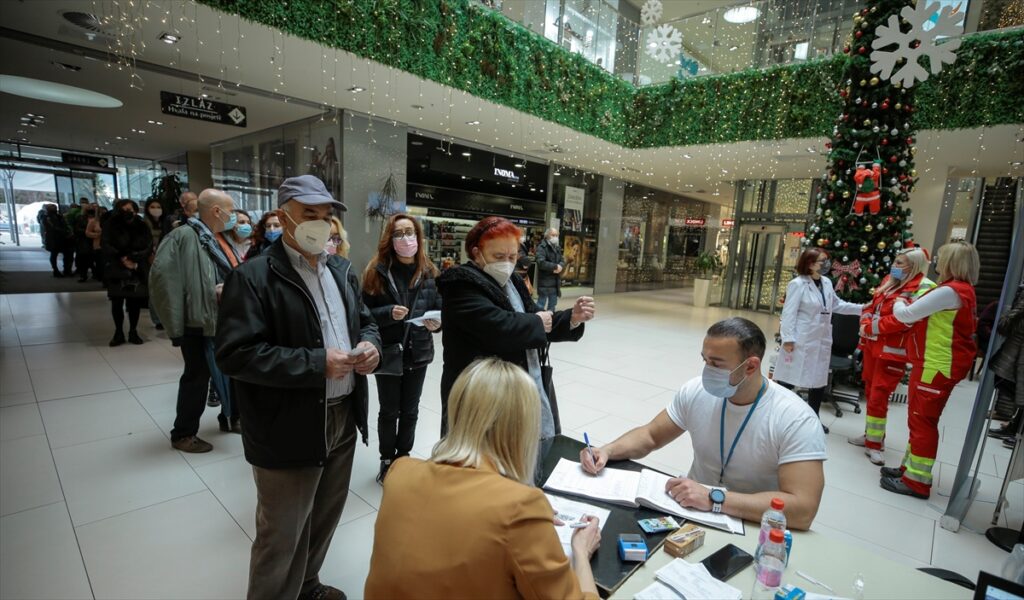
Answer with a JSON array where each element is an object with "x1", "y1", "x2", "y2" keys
[{"x1": 0, "y1": 283, "x2": 1019, "y2": 599}]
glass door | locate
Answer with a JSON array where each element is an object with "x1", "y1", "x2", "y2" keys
[{"x1": 734, "y1": 223, "x2": 786, "y2": 314}]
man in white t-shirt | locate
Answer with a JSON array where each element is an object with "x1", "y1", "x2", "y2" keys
[{"x1": 579, "y1": 317, "x2": 827, "y2": 530}]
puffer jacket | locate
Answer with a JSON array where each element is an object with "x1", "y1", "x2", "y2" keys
[
  {"x1": 215, "y1": 240, "x2": 381, "y2": 468},
  {"x1": 362, "y1": 262, "x2": 442, "y2": 371},
  {"x1": 148, "y1": 222, "x2": 219, "y2": 340}
]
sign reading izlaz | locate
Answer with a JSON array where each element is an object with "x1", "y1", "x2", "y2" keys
[{"x1": 160, "y1": 91, "x2": 247, "y2": 127}]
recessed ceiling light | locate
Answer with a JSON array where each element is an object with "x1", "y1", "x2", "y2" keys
[
  {"x1": 348, "y1": 86, "x2": 366, "y2": 93},
  {"x1": 158, "y1": 32, "x2": 181, "y2": 44},
  {"x1": 729, "y1": 46, "x2": 738, "y2": 51},
  {"x1": 723, "y1": 6, "x2": 760, "y2": 24},
  {"x1": 147, "y1": 120, "x2": 163, "y2": 125},
  {"x1": 0, "y1": 75, "x2": 121, "y2": 108},
  {"x1": 1011, "y1": 161, "x2": 1022, "y2": 167},
  {"x1": 411, "y1": 104, "x2": 424, "y2": 110},
  {"x1": 806, "y1": 147, "x2": 817, "y2": 153},
  {"x1": 514, "y1": 162, "x2": 524, "y2": 168},
  {"x1": 461, "y1": 151, "x2": 471, "y2": 157},
  {"x1": 683, "y1": 153, "x2": 692, "y2": 159},
  {"x1": 554, "y1": 171, "x2": 562, "y2": 176},
  {"x1": 200, "y1": 93, "x2": 210, "y2": 98},
  {"x1": 461, "y1": 175, "x2": 467, "y2": 179},
  {"x1": 411, "y1": 140, "x2": 423, "y2": 146},
  {"x1": 466, "y1": 120, "x2": 480, "y2": 125},
  {"x1": 601, "y1": 159, "x2": 611, "y2": 164}
]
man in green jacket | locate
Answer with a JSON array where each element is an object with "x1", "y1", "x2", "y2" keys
[{"x1": 150, "y1": 188, "x2": 239, "y2": 453}]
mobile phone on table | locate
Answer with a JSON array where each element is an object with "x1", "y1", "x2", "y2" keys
[{"x1": 700, "y1": 543, "x2": 754, "y2": 581}]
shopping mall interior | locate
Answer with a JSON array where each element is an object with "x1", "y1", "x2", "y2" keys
[{"x1": 1, "y1": 0, "x2": 1022, "y2": 598}]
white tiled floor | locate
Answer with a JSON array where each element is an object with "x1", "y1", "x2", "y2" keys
[{"x1": 0, "y1": 286, "x2": 1019, "y2": 599}]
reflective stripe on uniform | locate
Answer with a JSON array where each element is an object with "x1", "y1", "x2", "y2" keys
[
  {"x1": 922, "y1": 309, "x2": 956, "y2": 384},
  {"x1": 903, "y1": 453, "x2": 936, "y2": 485},
  {"x1": 865, "y1": 415, "x2": 886, "y2": 443},
  {"x1": 882, "y1": 345, "x2": 906, "y2": 356}
]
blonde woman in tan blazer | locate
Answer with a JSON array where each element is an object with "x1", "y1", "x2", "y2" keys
[{"x1": 365, "y1": 358, "x2": 601, "y2": 600}]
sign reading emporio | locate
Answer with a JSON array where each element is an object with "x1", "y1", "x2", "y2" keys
[{"x1": 493, "y1": 167, "x2": 520, "y2": 182}]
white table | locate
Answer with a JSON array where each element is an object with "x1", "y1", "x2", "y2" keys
[{"x1": 610, "y1": 523, "x2": 969, "y2": 599}]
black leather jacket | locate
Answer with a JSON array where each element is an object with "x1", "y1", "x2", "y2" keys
[
  {"x1": 362, "y1": 262, "x2": 442, "y2": 371},
  {"x1": 214, "y1": 240, "x2": 381, "y2": 469}
]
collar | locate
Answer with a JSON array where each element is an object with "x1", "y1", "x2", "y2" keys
[
  {"x1": 282, "y1": 239, "x2": 327, "y2": 271},
  {"x1": 190, "y1": 216, "x2": 215, "y2": 238}
]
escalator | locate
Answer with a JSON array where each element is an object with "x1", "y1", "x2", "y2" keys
[{"x1": 973, "y1": 178, "x2": 1020, "y2": 309}]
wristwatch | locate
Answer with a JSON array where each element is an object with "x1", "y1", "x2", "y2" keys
[{"x1": 709, "y1": 488, "x2": 726, "y2": 514}]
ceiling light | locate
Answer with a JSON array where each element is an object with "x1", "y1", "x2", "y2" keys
[
  {"x1": 200, "y1": 93, "x2": 210, "y2": 98},
  {"x1": 411, "y1": 104, "x2": 424, "y2": 109},
  {"x1": 466, "y1": 120, "x2": 480, "y2": 125},
  {"x1": 806, "y1": 147, "x2": 817, "y2": 153},
  {"x1": 514, "y1": 162, "x2": 524, "y2": 168},
  {"x1": 1012, "y1": 161, "x2": 1022, "y2": 167},
  {"x1": 348, "y1": 86, "x2": 366, "y2": 93},
  {"x1": 158, "y1": 32, "x2": 181, "y2": 44},
  {"x1": 554, "y1": 171, "x2": 562, "y2": 176},
  {"x1": 683, "y1": 153, "x2": 692, "y2": 159},
  {"x1": 601, "y1": 159, "x2": 611, "y2": 164},
  {"x1": 729, "y1": 46, "x2": 738, "y2": 51},
  {"x1": 0, "y1": 75, "x2": 122, "y2": 108},
  {"x1": 723, "y1": 6, "x2": 760, "y2": 24},
  {"x1": 461, "y1": 151, "x2": 471, "y2": 157},
  {"x1": 411, "y1": 140, "x2": 423, "y2": 146}
]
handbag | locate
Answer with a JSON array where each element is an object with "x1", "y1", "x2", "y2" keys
[
  {"x1": 375, "y1": 280, "x2": 423, "y2": 377},
  {"x1": 538, "y1": 343, "x2": 562, "y2": 435}
]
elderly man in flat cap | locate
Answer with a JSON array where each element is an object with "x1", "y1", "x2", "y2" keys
[{"x1": 216, "y1": 175, "x2": 381, "y2": 600}]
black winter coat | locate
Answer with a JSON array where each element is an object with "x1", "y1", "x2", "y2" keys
[
  {"x1": 362, "y1": 263, "x2": 442, "y2": 372},
  {"x1": 214, "y1": 240, "x2": 382, "y2": 469},
  {"x1": 101, "y1": 214, "x2": 153, "y2": 299},
  {"x1": 42, "y1": 211, "x2": 73, "y2": 252},
  {"x1": 534, "y1": 240, "x2": 564, "y2": 296},
  {"x1": 436, "y1": 262, "x2": 584, "y2": 419}
]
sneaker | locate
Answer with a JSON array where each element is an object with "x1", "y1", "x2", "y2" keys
[
  {"x1": 848, "y1": 435, "x2": 867, "y2": 447},
  {"x1": 207, "y1": 388, "x2": 220, "y2": 408},
  {"x1": 171, "y1": 436, "x2": 213, "y2": 453},
  {"x1": 109, "y1": 332, "x2": 126, "y2": 347},
  {"x1": 375, "y1": 460, "x2": 392, "y2": 485},
  {"x1": 880, "y1": 475, "x2": 929, "y2": 499},
  {"x1": 880, "y1": 466, "x2": 904, "y2": 478},
  {"x1": 128, "y1": 331, "x2": 144, "y2": 345},
  {"x1": 865, "y1": 449, "x2": 885, "y2": 465},
  {"x1": 299, "y1": 584, "x2": 346, "y2": 600}
]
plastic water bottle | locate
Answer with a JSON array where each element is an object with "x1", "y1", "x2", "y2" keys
[
  {"x1": 751, "y1": 529, "x2": 787, "y2": 600},
  {"x1": 1002, "y1": 544, "x2": 1024, "y2": 584},
  {"x1": 758, "y1": 497, "x2": 787, "y2": 547}
]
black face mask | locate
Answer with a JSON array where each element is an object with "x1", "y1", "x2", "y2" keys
[
  {"x1": 85, "y1": 211, "x2": 96, "y2": 217},
  {"x1": 120, "y1": 211, "x2": 136, "y2": 221}
]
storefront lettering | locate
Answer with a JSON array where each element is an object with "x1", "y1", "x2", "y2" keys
[{"x1": 493, "y1": 167, "x2": 520, "y2": 182}]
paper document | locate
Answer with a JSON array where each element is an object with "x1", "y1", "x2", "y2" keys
[
  {"x1": 544, "y1": 493, "x2": 611, "y2": 559},
  {"x1": 407, "y1": 310, "x2": 441, "y2": 326},
  {"x1": 655, "y1": 559, "x2": 742, "y2": 600},
  {"x1": 634, "y1": 581, "x2": 683, "y2": 600},
  {"x1": 543, "y1": 458, "x2": 744, "y2": 534}
]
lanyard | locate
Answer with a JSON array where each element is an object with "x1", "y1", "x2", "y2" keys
[{"x1": 719, "y1": 379, "x2": 767, "y2": 485}]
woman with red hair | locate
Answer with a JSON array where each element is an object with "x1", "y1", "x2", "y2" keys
[{"x1": 436, "y1": 217, "x2": 596, "y2": 452}]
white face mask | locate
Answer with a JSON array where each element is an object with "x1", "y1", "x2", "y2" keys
[
  {"x1": 285, "y1": 211, "x2": 332, "y2": 255},
  {"x1": 482, "y1": 258, "x2": 515, "y2": 287},
  {"x1": 701, "y1": 360, "x2": 749, "y2": 398}
]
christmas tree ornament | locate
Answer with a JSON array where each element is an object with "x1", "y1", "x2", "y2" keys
[
  {"x1": 640, "y1": 0, "x2": 663, "y2": 26},
  {"x1": 645, "y1": 24, "x2": 683, "y2": 64},
  {"x1": 860, "y1": 244, "x2": 869, "y2": 253},
  {"x1": 865, "y1": 224, "x2": 874, "y2": 232},
  {"x1": 870, "y1": 77, "x2": 880, "y2": 86},
  {"x1": 852, "y1": 160, "x2": 882, "y2": 215},
  {"x1": 870, "y1": 2, "x2": 964, "y2": 87},
  {"x1": 877, "y1": 241, "x2": 887, "y2": 250}
]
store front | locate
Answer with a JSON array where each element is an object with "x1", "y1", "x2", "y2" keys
[
  {"x1": 405, "y1": 133, "x2": 548, "y2": 269},
  {"x1": 550, "y1": 167, "x2": 604, "y2": 288}
]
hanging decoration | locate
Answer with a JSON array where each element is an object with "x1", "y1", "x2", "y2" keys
[
  {"x1": 645, "y1": 24, "x2": 683, "y2": 64},
  {"x1": 831, "y1": 260, "x2": 863, "y2": 293},
  {"x1": 870, "y1": 1, "x2": 965, "y2": 88},
  {"x1": 640, "y1": 0, "x2": 664, "y2": 26},
  {"x1": 852, "y1": 159, "x2": 883, "y2": 215}
]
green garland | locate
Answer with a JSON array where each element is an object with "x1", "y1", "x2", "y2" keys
[{"x1": 200, "y1": 0, "x2": 1024, "y2": 148}]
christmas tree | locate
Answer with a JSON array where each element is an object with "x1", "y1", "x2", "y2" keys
[{"x1": 806, "y1": 0, "x2": 920, "y2": 303}]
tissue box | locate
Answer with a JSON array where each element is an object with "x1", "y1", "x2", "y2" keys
[
  {"x1": 774, "y1": 584, "x2": 806, "y2": 600},
  {"x1": 663, "y1": 523, "x2": 705, "y2": 559}
]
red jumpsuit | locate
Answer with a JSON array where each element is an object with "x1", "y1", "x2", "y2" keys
[{"x1": 859, "y1": 274, "x2": 935, "y2": 450}]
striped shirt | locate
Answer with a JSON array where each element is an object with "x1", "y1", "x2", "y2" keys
[{"x1": 283, "y1": 243, "x2": 354, "y2": 400}]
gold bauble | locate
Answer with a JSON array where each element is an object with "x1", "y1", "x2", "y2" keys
[
  {"x1": 817, "y1": 238, "x2": 827, "y2": 247},
  {"x1": 870, "y1": 77, "x2": 880, "y2": 86},
  {"x1": 865, "y1": 224, "x2": 873, "y2": 232},
  {"x1": 825, "y1": 209, "x2": 832, "y2": 217},
  {"x1": 895, "y1": 103, "x2": 902, "y2": 110},
  {"x1": 860, "y1": 244, "x2": 869, "y2": 253},
  {"x1": 863, "y1": 119, "x2": 872, "y2": 126},
  {"x1": 842, "y1": 191, "x2": 851, "y2": 199},
  {"x1": 869, "y1": 287, "x2": 877, "y2": 295},
  {"x1": 831, "y1": 175, "x2": 837, "y2": 182},
  {"x1": 877, "y1": 241, "x2": 887, "y2": 250},
  {"x1": 860, "y1": 79, "x2": 867, "y2": 86},
  {"x1": 910, "y1": 169, "x2": 917, "y2": 177}
]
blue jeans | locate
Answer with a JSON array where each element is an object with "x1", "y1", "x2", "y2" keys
[
  {"x1": 203, "y1": 338, "x2": 235, "y2": 418},
  {"x1": 538, "y1": 291, "x2": 558, "y2": 311}
]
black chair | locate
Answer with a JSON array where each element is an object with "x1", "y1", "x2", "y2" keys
[
  {"x1": 825, "y1": 313, "x2": 862, "y2": 418},
  {"x1": 917, "y1": 567, "x2": 976, "y2": 591}
]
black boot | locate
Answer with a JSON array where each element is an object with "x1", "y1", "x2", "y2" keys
[
  {"x1": 376, "y1": 460, "x2": 392, "y2": 485},
  {"x1": 217, "y1": 414, "x2": 231, "y2": 433},
  {"x1": 128, "y1": 331, "x2": 143, "y2": 345},
  {"x1": 109, "y1": 331, "x2": 126, "y2": 347}
]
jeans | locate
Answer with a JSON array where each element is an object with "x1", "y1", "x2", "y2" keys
[
  {"x1": 204, "y1": 338, "x2": 235, "y2": 419},
  {"x1": 538, "y1": 291, "x2": 558, "y2": 311},
  {"x1": 171, "y1": 334, "x2": 211, "y2": 441},
  {"x1": 376, "y1": 366, "x2": 428, "y2": 461},
  {"x1": 248, "y1": 400, "x2": 356, "y2": 600}
]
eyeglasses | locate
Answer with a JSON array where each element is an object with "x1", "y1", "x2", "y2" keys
[{"x1": 391, "y1": 229, "x2": 416, "y2": 240}]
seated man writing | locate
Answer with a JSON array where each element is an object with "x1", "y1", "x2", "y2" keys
[{"x1": 579, "y1": 317, "x2": 826, "y2": 530}]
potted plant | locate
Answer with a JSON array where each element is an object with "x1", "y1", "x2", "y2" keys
[{"x1": 692, "y1": 251, "x2": 721, "y2": 308}]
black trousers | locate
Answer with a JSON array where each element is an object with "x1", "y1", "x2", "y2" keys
[
  {"x1": 171, "y1": 334, "x2": 211, "y2": 441},
  {"x1": 375, "y1": 366, "x2": 428, "y2": 461},
  {"x1": 75, "y1": 249, "x2": 94, "y2": 279},
  {"x1": 49, "y1": 247, "x2": 73, "y2": 274},
  {"x1": 778, "y1": 381, "x2": 825, "y2": 416},
  {"x1": 110, "y1": 297, "x2": 145, "y2": 334}
]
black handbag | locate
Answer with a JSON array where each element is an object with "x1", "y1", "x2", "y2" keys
[
  {"x1": 375, "y1": 281, "x2": 423, "y2": 377},
  {"x1": 538, "y1": 343, "x2": 562, "y2": 435}
]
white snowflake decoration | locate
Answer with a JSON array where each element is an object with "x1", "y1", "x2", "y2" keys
[
  {"x1": 640, "y1": 0, "x2": 663, "y2": 26},
  {"x1": 869, "y1": 1, "x2": 964, "y2": 88},
  {"x1": 646, "y1": 24, "x2": 682, "y2": 64}
]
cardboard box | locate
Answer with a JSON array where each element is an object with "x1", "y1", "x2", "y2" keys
[{"x1": 663, "y1": 523, "x2": 705, "y2": 559}]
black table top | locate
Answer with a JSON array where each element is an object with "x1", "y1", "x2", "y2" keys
[{"x1": 540, "y1": 435, "x2": 678, "y2": 598}]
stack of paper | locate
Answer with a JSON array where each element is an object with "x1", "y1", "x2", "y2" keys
[
  {"x1": 633, "y1": 558, "x2": 742, "y2": 600},
  {"x1": 544, "y1": 493, "x2": 611, "y2": 560}
]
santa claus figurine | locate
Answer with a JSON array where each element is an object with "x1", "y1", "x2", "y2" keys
[{"x1": 852, "y1": 160, "x2": 882, "y2": 215}]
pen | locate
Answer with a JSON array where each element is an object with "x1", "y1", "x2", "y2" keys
[
  {"x1": 797, "y1": 570, "x2": 834, "y2": 593},
  {"x1": 568, "y1": 522, "x2": 589, "y2": 529},
  {"x1": 583, "y1": 432, "x2": 596, "y2": 466}
]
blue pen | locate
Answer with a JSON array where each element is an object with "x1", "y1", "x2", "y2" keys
[{"x1": 583, "y1": 432, "x2": 597, "y2": 466}]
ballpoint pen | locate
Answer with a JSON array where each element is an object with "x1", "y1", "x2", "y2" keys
[{"x1": 583, "y1": 432, "x2": 597, "y2": 466}]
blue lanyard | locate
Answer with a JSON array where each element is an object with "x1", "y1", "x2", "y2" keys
[{"x1": 719, "y1": 379, "x2": 767, "y2": 485}]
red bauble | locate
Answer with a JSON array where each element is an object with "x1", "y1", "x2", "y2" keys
[
  {"x1": 843, "y1": 242, "x2": 849, "y2": 248},
  {"x1": 844, "y1": 46, "x2": 851, "y2": 54},
  {"x1": 855, "y1": 30, "x2": 863, "y2": 39},
  {"x1": 881, "y1": 102, "x2": 889, "y2": 110},
  {"x1": 889, "y1": 155, "x2": 898, "y2": 163},
  {"x1": 906, "y1": 137, "x2": 914, "y2": 144},
  {"x1": 858, "y1": 46, "x2": 866, "y2": 54},
  {"x1": 882, "y1": 167, "x2": 889, "y2": 175},
  {"x1": 825, "y1": 142, "x2": 832, "y2": 149},
  {"x1": 881, "y1": 138, "x2": 889, "y2": 145},
  {"x1": 829, "y1": 192, "x2": 835, "y2": 200},
  {"x1": 861, "y1": 100, "x2": 868, "y2": 107},
  {"x1": 861, "y1": 8, "x2": 868, "y2": 15},
  {"x1": 839, "y1": 90, "x2": 847, "y2": 98}
]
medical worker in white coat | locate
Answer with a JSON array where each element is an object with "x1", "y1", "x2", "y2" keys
[{"x1": 775, "y1": 248, "x2": 863, "y2": 433}]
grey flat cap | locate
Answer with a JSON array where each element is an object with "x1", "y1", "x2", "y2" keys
[{"x1": 277, "y1": 174, "x2": 346, "y2": 211}]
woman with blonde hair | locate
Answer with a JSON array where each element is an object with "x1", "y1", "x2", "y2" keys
[
  {"x1": 327, "y1": 215, "x2": 350, "y2": 257},
  {"x1": 850, "y1": 246, "x2": 935, "y2": 464},
  {"x1": 364, "y1": 358, "x2": 601, "y2": 600},
  {"x1": 878, "y1": 241, "x2": 980, "y2": 498}
]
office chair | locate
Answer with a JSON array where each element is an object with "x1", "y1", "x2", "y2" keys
[{"x1": 825, "y1": 313, "x2": 862, "y2": 418}]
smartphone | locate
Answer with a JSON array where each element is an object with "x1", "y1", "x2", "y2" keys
[
  {"x1": 349, "y1": 346, "x2": 369, "y2": 356},
  {"x1": 700, "y1": 544, "x2": 754, "y2": 582}
]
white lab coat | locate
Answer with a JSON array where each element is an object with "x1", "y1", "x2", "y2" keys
[{"x1": 774, "y1": 274, "x2": 863, "y2": 389}]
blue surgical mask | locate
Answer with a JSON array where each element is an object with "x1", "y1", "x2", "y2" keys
[
  {"x1": 890, "y1": 266, "x2": 905, "y2": 280},
  {"x1": 265, "y1": 229, "x2": 283, "y2": 242},
  {"x1": 235, "y1": 224, "x2": 253, "y2": 239},
  {"x1": 220, "y1": 209, "x2": 237, "y2": 232},
  {"x1": 701, "y1": 360, "x2": 750, "y2": 398}
]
